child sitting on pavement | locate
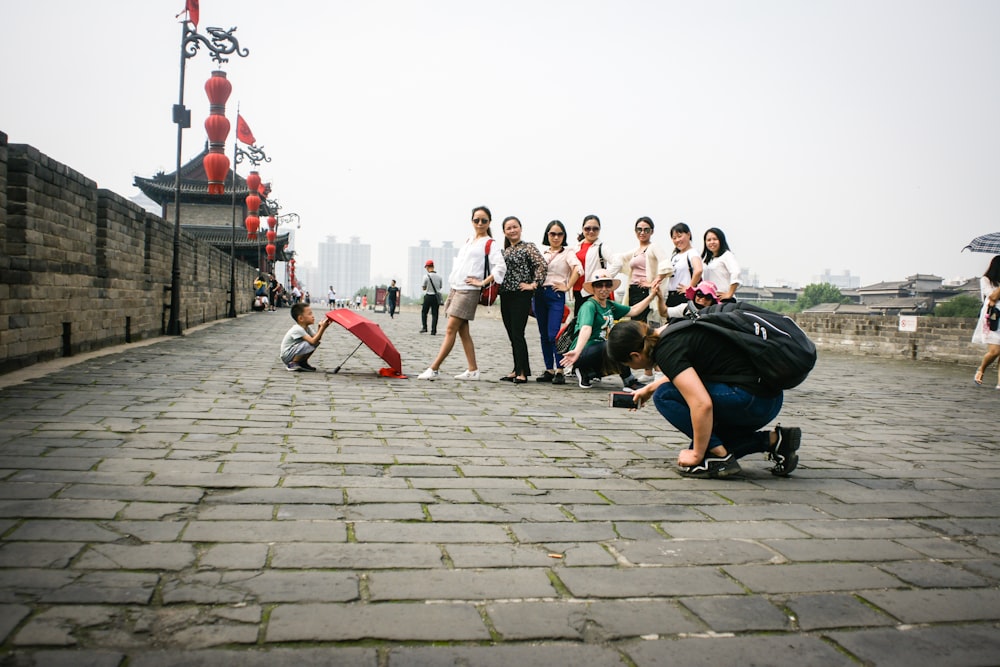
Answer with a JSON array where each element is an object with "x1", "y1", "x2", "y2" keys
[{"x1": 280, "y1": 303, "x2": 331, "y2": 372}]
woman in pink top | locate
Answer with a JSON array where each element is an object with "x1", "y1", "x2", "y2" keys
[{"x1": 533, "y1": 220, "x2": 583, "y2": 384}]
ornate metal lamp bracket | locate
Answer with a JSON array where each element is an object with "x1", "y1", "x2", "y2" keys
[
  {"x1": 235, "y1": 144, "x2": 271, "y2": 167},
  {"x1": 183, "y1": 25, "x2": 249, "y2": 64}
]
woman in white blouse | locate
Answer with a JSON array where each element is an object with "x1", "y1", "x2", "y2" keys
[
  {"x1": 569, "y1": 214, "x2": 622, "y2": 317},
  {"x1": 418, "y1": 206, "x2": 506, "y2": 381},
  {"x1": 701, "y1": 227, "x2": 741, "y2": 302}
]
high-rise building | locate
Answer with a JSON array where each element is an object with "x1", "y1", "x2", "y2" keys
[
  {"x1": 407, "y1": 241, "x2": 456, "y2": 299},
  {"x1": 815, "y1": 269, "x2": 861, "y2": 289},
  {"x1": 317, "y1": 236, "x2": 371, "y2": 300}
]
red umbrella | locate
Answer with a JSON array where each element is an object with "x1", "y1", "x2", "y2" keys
[{"x1": 325, "y1": 309, "x2": 405, "y2": 377}]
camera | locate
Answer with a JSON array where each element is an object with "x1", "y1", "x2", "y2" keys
[{"x1": 609, "y1": 392, "x2": 635, "y2": 409}]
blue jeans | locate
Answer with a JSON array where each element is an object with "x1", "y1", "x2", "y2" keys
[
  {"x1": 652, "y1": 381, "x2": 783, "y2": 459},
  {"x1": 534, "y1": 286, "x2": 566, "y2": 370}
]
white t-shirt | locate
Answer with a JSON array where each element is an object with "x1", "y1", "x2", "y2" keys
[
  {"x1": 703, "y1": 251, "x2": 741, "y2": 291},
  {"x1": 667, "y1": 248, "x2": 699, "y2": 291},
  {"x1": 280, "y1": 323, "x2": 312, "y2": 359}
]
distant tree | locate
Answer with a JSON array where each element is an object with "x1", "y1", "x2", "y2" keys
[
  {"x1": 796, "y1": 283, "x2": 849, "y2": 311},
  {"x1": 753, "y1": 300, "x2": 798, "y2": 314},
  {"x1": 932, "y1": 294, "x2": 981, "y2": 318}
]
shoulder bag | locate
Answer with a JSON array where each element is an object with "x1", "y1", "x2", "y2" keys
[{"x1": 479, "y1": 239, "x2": 499, "y2": 306}]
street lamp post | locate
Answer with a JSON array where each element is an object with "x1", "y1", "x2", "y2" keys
[
  {"x1": 168, "y1": 21, "x2": 248, "y2": 335},
  {"x1": 228, "y1": 141, "x2": 270, "y2": 318},
  {"x1": 272, "y1": 213, "x2": 300, "y2": 294}
]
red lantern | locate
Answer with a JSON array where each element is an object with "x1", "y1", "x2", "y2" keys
[
  {"x1": 203, "y1": 153, "x2": 230, "y2": 195},
  {"x1": 246, "y1": 170, "x2": 261, "y2": 193},
  {"x1": 245, "y1": 215, "x2": 260, "y2": 240},
  {"x1": 204, "y1": 114, "x2": 230, "y2": 144},
  {"x1": 267, "y1": 215, "x2": 277, "y2": 230},
  {"x1": 203, "y1": 71, "x2": 232, "y2": 195},
  {"x1": 266, "y1": 229, "x2": 277, "y2": 242},
  {"x1": 204, "y1": 71, "x2": 232, "y2": 110},
  {"x1": 266, "y1": 243, "x2": 276, "y2": 261},
  {"x1": 245, "y1": 194, "x2": 261, "y2": 213}
]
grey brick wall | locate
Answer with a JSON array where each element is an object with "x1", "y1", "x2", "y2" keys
[
  {"x1": 0, "y1": 135, "x2": 258, "y2": 373},
  {"x1": 795, "y1": 313, "x2": 981, "y2": 365}
]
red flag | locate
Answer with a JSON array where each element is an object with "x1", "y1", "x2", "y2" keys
[
  {"x1": 186, "y1": 0, "x2": 199, "y2": 28},
  {"x1": 236, "y1": 114, "x2": 256, "y2": 145}
]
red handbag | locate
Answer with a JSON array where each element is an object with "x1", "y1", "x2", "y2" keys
[{"x1": 479, "y1": 239, "x2": 499, "y2": 306}]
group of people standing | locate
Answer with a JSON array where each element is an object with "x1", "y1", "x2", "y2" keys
[{"x1": 415, "y1": 206, "x2": 743, "y2": 390}]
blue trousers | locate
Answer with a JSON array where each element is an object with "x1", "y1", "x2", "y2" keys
[
  {"x1": 534, "y1": 286, "x2": 566, "y2": 370},
  {"x1": 652, "y1": 381, "x2": 782, "y2": 459}
]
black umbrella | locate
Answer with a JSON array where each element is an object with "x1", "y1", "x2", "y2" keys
[{"x1": 963, "y1": 232, "x2": 1000, "y2": 254}]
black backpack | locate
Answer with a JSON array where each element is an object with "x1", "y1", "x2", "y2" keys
[{"x1": 665, "y1": 302, "x2": 817, "y2": 390}]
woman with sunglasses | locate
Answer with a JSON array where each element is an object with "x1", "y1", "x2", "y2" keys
[
  {"x1": 560, "y1": 272, "x2": 661, "y2": 389},
  {"x1": 617, "y1": 216, "x2": 674, "y2": 383},
  {"x1": 498, "y1": 216, "x2": 547, "y2": 384},
  {"x1": 534, "y1": 220, "x2": 583, "y2": 384},
  {"x1": 570, "y1": 215, "x2": 622, "y2": 317},
  {"x1": 701, "y1": 227, "x2": 741, "y2": 302},
  {"x1": 417, "y1": 205, "x2": 506, "y2": 381},
  {"x1": 606, "y1": 317, "x2": 801, "y2": 479}
]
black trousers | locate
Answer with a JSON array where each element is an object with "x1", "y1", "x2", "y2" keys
[
  {"x1": 573, "y1": 290, "x2": 592, "y2": 317},
  {"x1": 500, "y1": 290, "x2": 533, "y2": 377},
  {"x1": 421, "y1": 294, "x2": 440, "y2": 333},
  {"x1": 628, "y1": 285, "x2": 651, "y2": 322}
]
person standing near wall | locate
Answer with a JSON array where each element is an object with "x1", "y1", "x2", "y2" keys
[
  {"x1": 973, "y1": 255, "x2": 1000, "y2": 387},
  {"x1": 420, "y1": 260, "x2": 444, "y2": 335}
]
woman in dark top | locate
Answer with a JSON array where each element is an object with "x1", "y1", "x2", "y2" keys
[
  {"x1": 499, "y1": 216, "x2": 547, "y2": 383},
  {"x1": 606, "y1": 320, "x2": 801, "y2": 479}
]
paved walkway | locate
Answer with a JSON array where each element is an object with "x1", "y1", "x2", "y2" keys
[{"x1": 1, "y1": 306, "x2": 998, "y2": 666}]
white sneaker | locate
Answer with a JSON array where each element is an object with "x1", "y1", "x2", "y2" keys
[
  {"x1": 636, "y1": 373, "x2": 655, "y2": 384},
  {"x1": 454, "y1": 369, "x2": 480, "y2": 381},
  {"x1": 417, "y1": 367, "x2": 440, "y2": 380}
]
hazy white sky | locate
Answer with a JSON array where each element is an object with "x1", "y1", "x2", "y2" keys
[{"x1": 4, "y1": 0, "x2": 1000, "y2": 288}]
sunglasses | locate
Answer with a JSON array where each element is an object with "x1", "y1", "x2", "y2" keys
[
  {"x1": 592, "y1": 281, "x2": 613, "y2": 289},
  {"x1": 635, "y1": 227, "x2": 652, "y2": 233},
  {"x1": 472, "y1": 218, "x2": 490, "y2": 224},
  {"x1": 548, "y1": 231, "x2": 565, "y2": 236},
  {"x1": 582, "y1": 226, "x2": 600, "y2": 232}
]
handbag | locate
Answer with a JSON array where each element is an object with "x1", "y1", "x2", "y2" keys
[
  {"x1": 555, "y1": 317, "x2": 576, "y2": 354},
  {"x1": 479, "y1": 239, "x2": 499, "y2": 306},
  {"x1": 988, "y1": 305, "x2": 1000, "y2": 332}
]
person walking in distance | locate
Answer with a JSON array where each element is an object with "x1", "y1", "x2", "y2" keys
[
  {"x1": 386, "y1": 280, "x2": 400, "y2": 318},
  {"x1": 420, "y1": 260, "x2": 444, "y2": 335}
]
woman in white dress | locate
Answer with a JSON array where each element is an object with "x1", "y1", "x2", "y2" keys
[
  {"x1": 701, "y1": 227, "x2": 741, "y2": 302},
  {"x1": 972, "y1": 255, "x2": 1000, "y2": 388}
]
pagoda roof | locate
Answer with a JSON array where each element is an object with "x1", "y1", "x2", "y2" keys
[
  {"x1": 134, "y1": 144, "x2": 275, "y2": 211},
  {"x1": 184, "y1": 224, "x2": 292, "y2": 263}
]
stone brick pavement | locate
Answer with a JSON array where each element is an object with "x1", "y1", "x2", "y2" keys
[{"x1": 0, "y1": 306, "x2": 998, "y2": 666}]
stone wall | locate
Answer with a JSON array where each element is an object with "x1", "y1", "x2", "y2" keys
[
  {"x1": 0, "y1": 131, "x2": 259, "y2": 373},
  {"x1": 794, "y1": 313, "x2": 981, "y2": 365}
]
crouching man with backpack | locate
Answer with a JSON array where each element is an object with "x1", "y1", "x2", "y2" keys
[{"x1": 606, "y1": 306, "x2": 812, "y2": 478}]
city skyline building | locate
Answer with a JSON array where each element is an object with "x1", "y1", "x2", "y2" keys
[
  {"x1": 407, "y1": 240, "x2": 456, "y2": 299},
  {"x1": 317, "y1": 236, "x2": 371, "y2": 301},
  {"x1": 814, "y1": 269, "x2": 862, "y2": 290}
]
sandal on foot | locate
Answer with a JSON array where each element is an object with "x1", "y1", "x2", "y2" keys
[{"x1": 975, "y1": 370, "x2": 984, "y2": 385}]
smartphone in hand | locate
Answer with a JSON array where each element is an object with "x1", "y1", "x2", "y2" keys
[{"x1": 609, "y1": 392, "x2": 635, "y2": 409}]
